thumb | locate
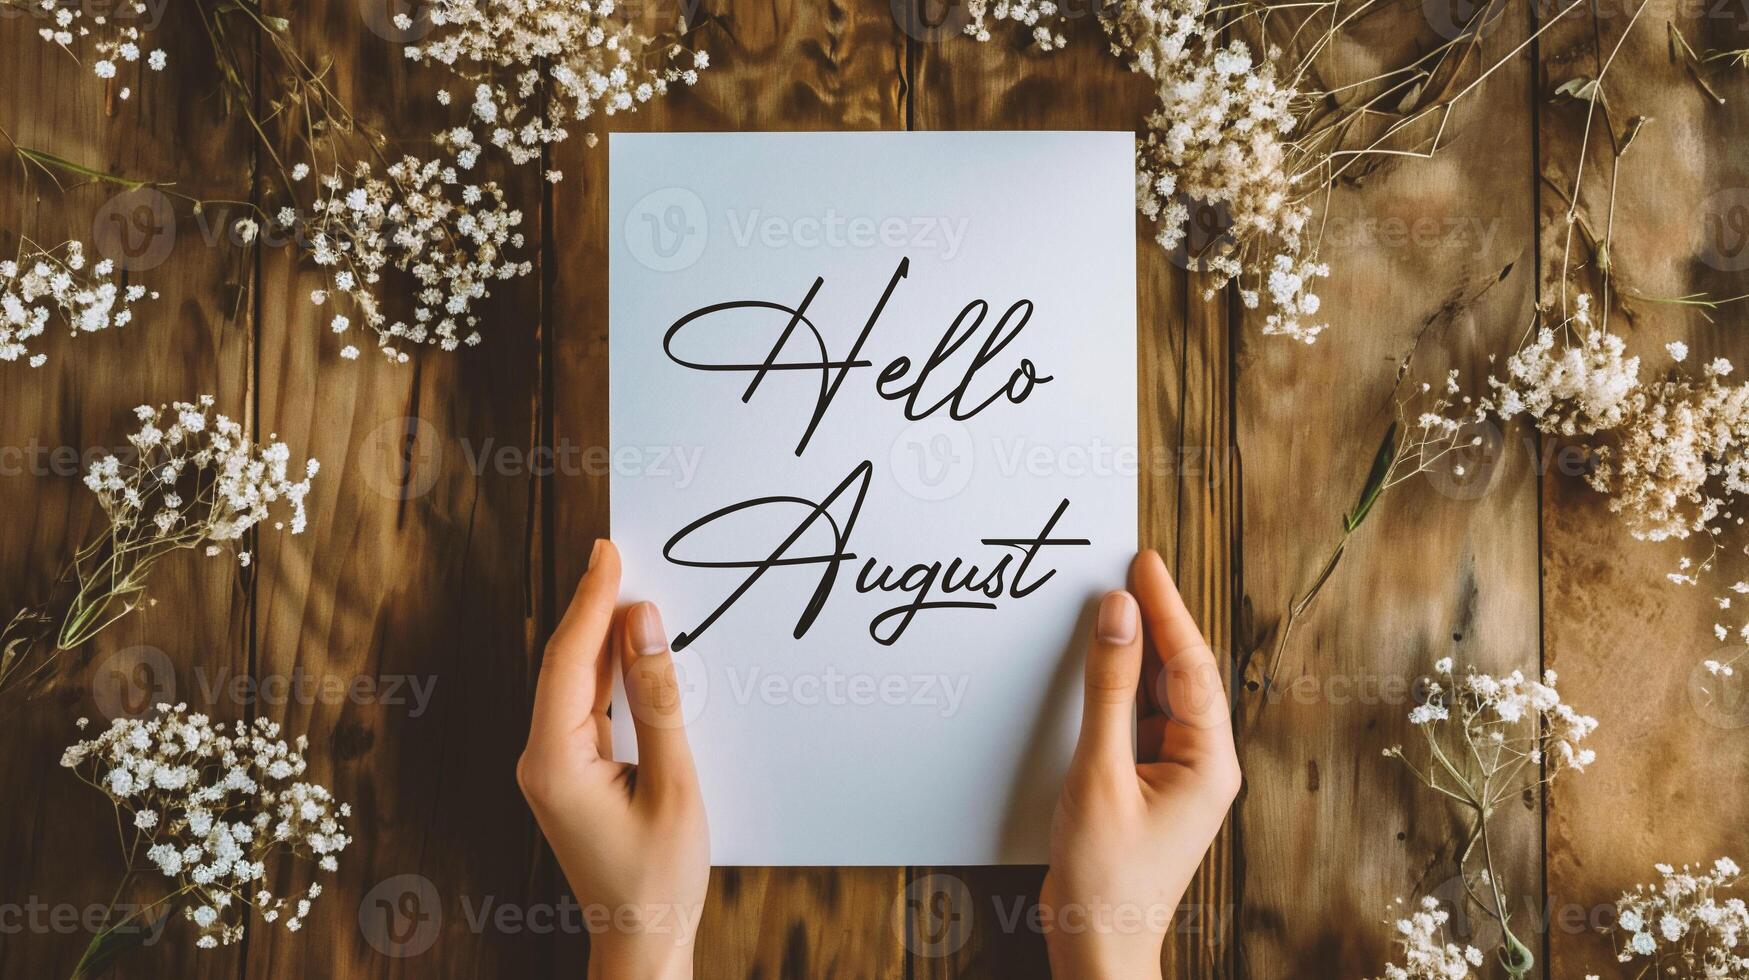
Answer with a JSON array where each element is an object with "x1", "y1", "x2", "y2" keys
[
  {"x1": 1072, "y1": 590, "x2": 1143, "y2": 771},
  {"x1": 619, "y1": 601, "x2": 698, "y2": 791}
]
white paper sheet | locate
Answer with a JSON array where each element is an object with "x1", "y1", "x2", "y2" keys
[{"x1": 609, "y1": 131, "x2": 1137, "y2": 865}]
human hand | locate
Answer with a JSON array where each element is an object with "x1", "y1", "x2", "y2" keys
[
  {"x1": 1040, "y1": 549, "x2": 1241, "y2": 980},
  {"x1": 517, "y1": 539, "x2": 710, "y2": 980}
]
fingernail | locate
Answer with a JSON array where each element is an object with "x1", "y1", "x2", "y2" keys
[
  {"x1": 628, "y1": 601, "x2": 668, "y2": 656},
  {"x1": 588, "y1": 538, "x2": 605, "y2": 567},
  {"x1": 1097, "y1": 590, "x2": 1138, "y2": 645}
]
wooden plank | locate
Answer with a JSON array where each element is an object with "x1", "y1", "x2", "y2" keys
[
  {"x1": 910, "y1": 12, "x2": 1220, "y2": 976},
  {"x1": 1537, "y1": 3, "x2": 1749, "y2": 975},
  {"x1": 1174, "y1": 281, "x2": 1237, "y2": 978},
  {"x1": 0, "y1": 6, "x2": 252, "y2": 978},
  {"x1": 546, "y1": 1, "x2": 909, "y2": 977},
  {"x1": 245, "y1": 0, "x2": 546, "y2": 975},
  {"x1": 1230, "y1": 8, "x2": 1544, "y2": 976}
]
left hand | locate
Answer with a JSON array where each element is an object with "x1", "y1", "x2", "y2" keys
[{"x1": 517, "y1": 539, "x2": 710, "y2": 980}]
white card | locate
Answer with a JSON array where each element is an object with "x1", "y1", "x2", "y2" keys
[{"x1": 609, "y1": 131, "x2": 1137, "y2": 865}]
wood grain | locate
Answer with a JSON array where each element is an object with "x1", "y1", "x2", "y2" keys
[
  {"x1": 1230, "y1": 7, "x2": 1545, "y2": 976},
  {"x1": 246, "y1": 0, "x2": 546, "y2": 975},
  {"x1": 0, "y1": 4, "x2": 253, "y2": 977},
  {"x1": 547, "y1": 2, "x2": 910, "y2": 977},
  {"x1": 1173, "y1": 278, "x2": 1237, "y2": 980},
  {"x1": 1536, "y1": 1, "x2": 1749, "y2": 975}
]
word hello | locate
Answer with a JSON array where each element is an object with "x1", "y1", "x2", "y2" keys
[{"x1": 663, "y1": 258, "x2": 1053, "y2": 455}]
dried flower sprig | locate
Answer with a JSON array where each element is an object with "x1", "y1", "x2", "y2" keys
[
  {"x1": 966, "y1": 0, "x2": 1326, "y2": 338},
  {"x1": 15, "y1": 0, "x2": 702, "y2": 362},
  {"x1": 404, "y1": 0, "x2": 710, "y2": 162},
  {"x1": 1101, "y1": 0, "x2": 1326, "y2": 342},
  {"x1": 8, "y1": 0, "x2": 167, "y2": 99},
  {"x1": 1487, "y1": 295, "x2": 1637, "y2": 438},
  {"x1": 275, "y1": 155, "x2": 531, "y2": 362},
  {"x1": 184, "y1": 0, "x2": 543, "y2": 363},
  {"x1": 1371, "y1": 896, "x2": 1485, "y2": 980},
  {"x1": 1465, "y1": 295, "x2": 1749, "y2": 679},
  {"x1": 0, "y1": 238, "x2": 158, "y2": 368},
  {"x1": 1484, "y1": 295, "x2": 1749, "y2": 546},
  {"x1": 1283, "y1": 289, "x2": 1749, "y2": 692},
  {"x1": 1383, "y1": 659, "x2": 1599, "y2": 979},
  {"x1": 60, "y1": 704, "x2": 350, "y2": 969},
  {"x1": 0, "y1": 397, "x2": 317, "y2": 699},
  {"x1": 964, "y1": 0, "x2": 1071, "y2": 50},
  {"x1": 967, "y1": 0, "x2": 1583, "y2": 344},
  {"x1": 1263, "y1": 372, "x2": 1487, "y2": 688},
  {"x1": 1605, "y1": 857, "x2": 1748, "y2": 975}
]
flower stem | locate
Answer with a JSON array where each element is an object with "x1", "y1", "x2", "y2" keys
[{"x1": 1479, "y1": 807, "x2": 1534, "y2": 978}]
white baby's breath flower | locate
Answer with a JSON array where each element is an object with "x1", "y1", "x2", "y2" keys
[
  {"x1": 1486, "y1": 302, "x2": 1640, "y2": 438},
  {"x1": 1607, "y1": 858, "x2": 1748, "y2": 974},
  {"x1": 276, "y1": 155, "x2": 530, "y2": 360},
  {"x1": 1480, "y1": 299, "x2": 1749, "y2": 628},
  {"x1": 972, "y1": 0, "x2": 1323, "y2": 340},
  {"x1": 1370, "y1": 897, "x2": 1484, "y2": 979},
  {"x1": 62, "y1": 704, "x2": 351, "y2": 948},
  {"x1": 1379, "y1": 658, "x2": 1596, "y2": 976},
  {"x1": 83, "y1": 398, "x2": 315, "y2": 561},
  {"x1": 28, "y1": 0, "x2": 161, "y2": 85},
  {"x1": 1405, "y1": 662, "x2": 1598, "y2": 780},
  {"x1": 0, "y1": 238, "x2": 159, "y2": 369},
  {"x1": 963, "y1": 1, "x2": 1070, "y2": 50},
  {"x1": 405, "y1": 0, "x2": 709, "y2": 172},
  {"x1": 0, "y1": 397, "x2": 322, "y2": 695}
]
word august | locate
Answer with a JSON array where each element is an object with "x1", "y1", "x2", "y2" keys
[
  {"x1": 663, "y1": 461, "x2": 1089, "y2": 648},
  {"x1": 662, "y1": 257, "x2": 1053, "y2": 455}
]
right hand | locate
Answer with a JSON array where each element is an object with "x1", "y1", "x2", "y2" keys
[{"x1": 1040, "y1": 549, "x2": 1241, "y2": 980}]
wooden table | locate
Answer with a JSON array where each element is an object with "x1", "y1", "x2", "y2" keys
[{"x1": 2, "y1": 0, "x2": 1745, "y2": 976}]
